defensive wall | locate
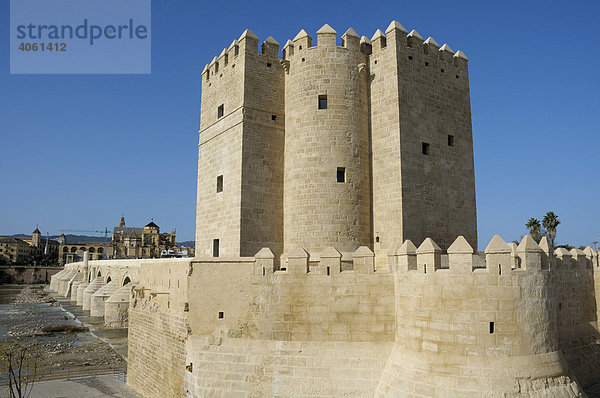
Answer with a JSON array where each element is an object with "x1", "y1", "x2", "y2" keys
[{"x1": 52, "y1": 234, "x2": 600, "y2": 396}]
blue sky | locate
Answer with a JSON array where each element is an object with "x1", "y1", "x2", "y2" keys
[{"x1": 0, "y1": 0, "x2": 598, "y2": 249}]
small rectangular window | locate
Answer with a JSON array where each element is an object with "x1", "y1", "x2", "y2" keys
[
  {"x1": 216, "y1": 175, "x2": 223, "y2": 193},
  {"x1": 318, "y1": 95, "x2": 327, "y2": 109},
  {"x1": 218, "y1": 311, "x2": 224, "y2": 319},
  {"x1": 213, "y1": 239, "x2": 219, "y2": 257},
  {"x1": 337, "y1": 167, "x2": 345, "y2": 183},
  {"x1": 271, "y1": 115, "x2": 276, "y2": 121},
  {"x1": 489, "y1": 322, "x2": 495, "y2": 334},
  {"x1": 217, "y1": 104, "x2": 224, "y2": 118},
  {"x1": 448, "y1": 135, "x2": 454, "y2": 147},
  {"x1": 422, "y1": 142, "x2": 430, "y2": 155},
  {"x1": 266, "y1": 62, "x2": 272, "y2": 67}
]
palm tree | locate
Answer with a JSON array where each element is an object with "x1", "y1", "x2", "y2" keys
[
  {"x1": 525, "y1": 218, "x2": 542, "y2": 241},
  {"x1": 542, "y1": 211, "x2": 560, "y2": 248}
]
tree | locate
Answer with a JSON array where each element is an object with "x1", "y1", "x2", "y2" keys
[
  {"x1": 0, "y1": 338, "x2": 40, "y2": 398},
  {"x1": 542, "y1": 211, "x2": 561, "y2": 248},
  {"x1": 525, "y1": 218, "x2": 543, "y2": 241}
]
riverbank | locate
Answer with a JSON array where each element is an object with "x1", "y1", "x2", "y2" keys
[
  {"x1": 0, "y1": 285, "x2": 125, "y2": 370},
  {"x1": 0, "y1": 266, "x2": 63, "y2": 284}
]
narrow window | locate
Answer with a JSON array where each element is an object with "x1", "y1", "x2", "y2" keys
[
  {"x1": 498, "y1": 264, "x2": 502, "y2": 275},
  {"x1": 424, "y1": 264, "x2": 427, "y2": 274},
  {"x1": 337, "y1": 167, "x2": 345, "y2": 183},
  {"x1": 214, "y1": 62, "x2": 219, "y2": 73},
  {"x1": 186, "y1": 363, "x2": 193, "y2": 372},
  {"x1": 456, "y1": 74, "x2": 459, "y2": 79},
  {"x1": 206, "y1": 71, "x2": 210, "y2": 81},
  {"x1": 425, "y1": 61, "x2": 429, "y2": 66},
  {"x1": 271, "y1": 115, "x2": 277, "y2": 121},
  {"x1": 216, "y1": 175, "x2": 223, "y2": 193},
  {"x1": 213, "y1": 239, "x2": 219, "y2": 257},
  {"x1": 376, "y1": 236, "x2": 380, "y2": 243},
  {"x1": 217, "y1": 104, "x2": 224, "y2": 118},
  {"x1": 422, "y1": 142, "x2": 430, "y2": 155},
  {"x1": 267, "y1": 62, "x2": 272, "y2": 67},
  {"x1": 440, "y1": 68, "x2": 445, "y2": 73},
  {"x1": 489, "y1": 322, "x2": 495, "y2": 334},
  {"x1": 318, "y1": 95, "x2": 327, "y2": 109},
  {"x1": 299, "y1": 45, "x2": 303, "y2": 50},
  {"x1": 218, "y1": 311, "x2": 224, "y2": 319},
  {"x1": 448, "y1": 135, "x2": 455, "y2": 147},
  {"x1": 326, "y1": 267, "x2": 330, "y2": 276},
  {"x1": 408, "y1": 55, "x2": 413, "y2": 60},
  {"x1": 559, "y1": 303, "x2": 562, "y2": 310},
  {"x1": 301, "y1": 58, "x2": 305, "y2": 62}
]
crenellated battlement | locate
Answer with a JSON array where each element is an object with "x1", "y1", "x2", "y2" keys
[
  {"x1": 201, "y1": 28, "x2": 282, "y2": 83},
  {"x1": 251, "y1": 234, "x2": 599, "y2": 280},
  {"x1": 202, "y1": 21, "x2": 469, "y2": 77}
]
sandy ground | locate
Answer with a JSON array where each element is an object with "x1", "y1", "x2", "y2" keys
[
  {"x1": 0, "y1": 285, "x2": 125, "y2": 370},
  {"x1": 28, "y1": 374, "x2": 141, "y2": 398}
]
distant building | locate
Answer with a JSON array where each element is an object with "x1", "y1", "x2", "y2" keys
[
  {"x1": 58, "y1": 239, "x2": 106, "y2": 264},
  {"x1": 110, "y1": 215, "x2": 176, "y2": 259},
  {"x1": 0, "y1": 226, "x2": 59, "y2": 264}
]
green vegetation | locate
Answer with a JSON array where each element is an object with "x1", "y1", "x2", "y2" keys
[{"x1": 525, "y1": 211, "x2": 561, "y2": 248}]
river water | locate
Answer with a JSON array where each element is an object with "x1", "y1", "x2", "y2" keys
[{"x1": 0, "y1": 284, "x2": 24, "y2": 304}]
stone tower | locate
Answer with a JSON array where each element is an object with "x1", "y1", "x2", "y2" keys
[
  {"x1": 283, "y1": 25, "x2": 371, "y2": 254},
  {"x1": 368, "y1": 22, "x2": 477, "y2": 260},
  {"x1": 196, "y1": 22, "x2": 477, "y2": 259},
  {"x1": 32, "y1": 225, "x2": 41, "y2": 248},
  {"x1": 196, "y1": 30, "x2": 284, "y2": 258}
]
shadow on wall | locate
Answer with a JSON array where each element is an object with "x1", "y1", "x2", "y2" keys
[{"x1": 0, "y1": 267, "x2": 57, "y2": 284}]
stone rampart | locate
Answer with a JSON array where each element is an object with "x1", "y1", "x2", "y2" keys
[
  {"x1": 52, "y1": 235, "x2": 600, "y2": 397},
  {"x1": 128, "y1": 299, "x2": 188, "y2": 398}
]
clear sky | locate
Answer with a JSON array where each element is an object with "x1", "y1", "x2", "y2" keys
[{"x1": 1, "y1": 0, "x2": 598, "y2": 249}]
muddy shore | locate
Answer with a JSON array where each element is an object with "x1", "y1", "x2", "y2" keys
[{"x1": 0, "y1": 285, "x2": 125, "y2": 370}]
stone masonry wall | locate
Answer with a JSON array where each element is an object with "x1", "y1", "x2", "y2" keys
[
  {"x1": 396, "y1": 28, "x2": 477, "y2": 251},
  {"x1": 122, "y1": 235, "x2": 600, "y2": 397},
  {"x1": 186, "y1": 248, "x2": 395, "y2": 343},
  {"x1": 196, "y1": 33, "x2": 246, "y2": 257},
  {"x1": 185, "y1": 336, "x2": 392, "y2": 397},
  {"x1": 554, "y1": 250, "x2": 600, "y2": 388},
  {"x1": 369, "y1": 24, "x2": 404, "y2": 265},
  {"x1": 240, "y1": 35, "x2": 285, "y2": 258},
  {"x1": 127, "y1": 259, "x2": 191, "y2": 397},
  {"x1": 128, "y1": 300, "x2": 188, "y2": 398},
  {"x1": 283, "y1": 27, "x2": 371, "y2": 255}
]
